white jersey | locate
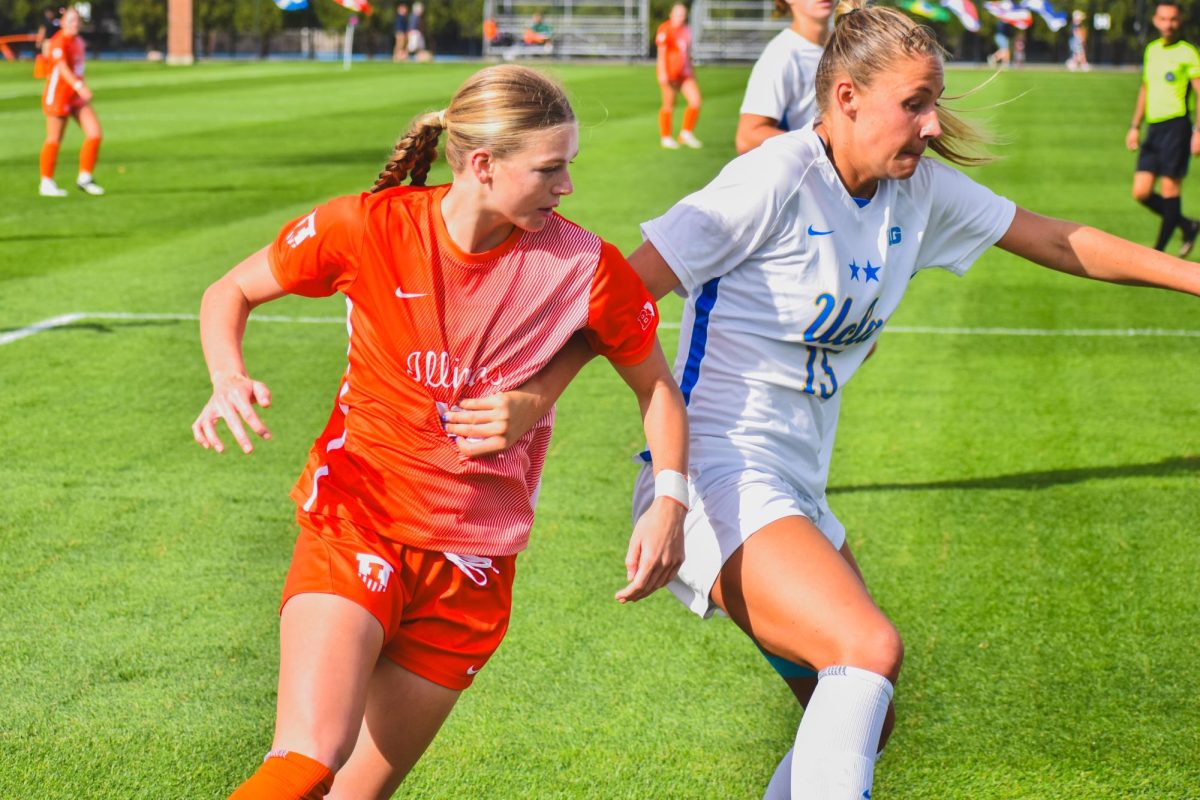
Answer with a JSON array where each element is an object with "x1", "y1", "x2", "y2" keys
[
  {"x1": 641, "y1": 124, "x2": 1016, "y2": 513},
  {"x1": 739, "y1": 28, "x2": 824, "y2": 131}
]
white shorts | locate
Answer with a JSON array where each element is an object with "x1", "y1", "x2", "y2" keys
[{"x1": 632, "y1": 465, "x2": 846, "y2": 619}]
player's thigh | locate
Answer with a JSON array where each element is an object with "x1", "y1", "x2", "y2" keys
[
  {"x1": 658, "y1": 81, "x2": 679, "y2": 109},
  {"x1": 44, "y1": 113, "x2": 67, "y2": 143},
  {"x1": 328, "y1": 660, "x2": 462, "y2": 800},
  {"x1": 74, "y1": 104, "x2": 101, "y2": 139},
  {"x1": 711, "y1": 515, "x2": 902, "y2": 681},
  {"x1": 274, "y1": 592, "x2": 385, "y2": 769},
  {"x1": 680, "y1": 77, "x2": 702, "y2": 107}
]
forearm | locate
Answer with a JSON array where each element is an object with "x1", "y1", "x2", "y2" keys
[
  {"x1": 1001, "y1": 208, "x2": 1200, "y2": 295},
  {"x1": 619, "y1": 343, "x2": 688, "y2": 475},
  {"x1": 639, "y1": 375, "x2": 688, "y2": 476},
  {"x1": 1130, "y1": 86, "x2": 1146, "y2": 128},
  {"x1": 523, "y1": 333, "x2": 597, "y2": 407},
  {"x1": 735, "y1": 115, "x2": 783, "y2": 155},
  {"x1": 1061, "y1": 225, "x2": 1200, "y2": 294},
  {"x1": 56, "y1": 63, "x2": 83, "y2": 91},
  {"x1": 199, "y1": 276, "x2": 253, "y2": 382},
  {"x1": 199, "y1": 245, "x2": 284, "y2": 382}
]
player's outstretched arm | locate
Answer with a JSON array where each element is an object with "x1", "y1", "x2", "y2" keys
[
  {"x1": 996, "y1": 207, "x2": 1200, "y2": 297},
  {"x1": 610, "y1": 341, "x2": 688, "y2": 604},
  {"x1": 192, "y1": 246, "x2": 290, "y2": 454}
]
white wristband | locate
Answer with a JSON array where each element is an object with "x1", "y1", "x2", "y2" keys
[{"x1": 654, "y1": 469, "x2": 690, "y2": 509}]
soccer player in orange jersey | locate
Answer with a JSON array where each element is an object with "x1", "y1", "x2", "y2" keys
[
  {"x1": 39, "y1": 7, "x2": 103, "y2": 197},
  {"x1": 192, "y1": 65, "x2": 689, "y2": 800},
  {"x1": 655, "y1": 2, "x2": 703, "y2": 149}
]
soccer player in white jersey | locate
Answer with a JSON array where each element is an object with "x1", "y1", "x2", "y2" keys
[
  {"x1": 448, "y1": 3, "x2": 1200, "y2": 797},
  {"x1": 735, "y1": 0, "x2": 832, "y2": 154}
]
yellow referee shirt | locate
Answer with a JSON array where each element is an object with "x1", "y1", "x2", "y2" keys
[{"x1": 1144, "y1": 38, "x2": 1200, "y2": 123}]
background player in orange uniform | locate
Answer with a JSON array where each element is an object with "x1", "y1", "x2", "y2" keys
[
  {"x1": 39, "y1": 7, "x2": 103, "y2": 197},
  {"x1": 192, "y1": 65, "x2": 689, "y2": 800},
  {"x1": 655, "y1": 2, "x2": 703, "y2": 149}
]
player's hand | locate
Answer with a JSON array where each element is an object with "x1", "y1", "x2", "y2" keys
[
  {"x1": 1190, "y1": 130, "x2": 1200, "y2": 157},
  {"x1": 1125, "y1": 127, "x2": 1140, "y2": 151},
  {"x1": 615, "y1": 496, "x2": 686, "y2": 603},
  {"x1": 76, "y1": 84, "x2": 92, "y2": 103},
  {"x1": 445, "y1": 391, "x2": 549, "y2": 457},
  {"x1": 192, "y1": 373, "x2": 272, "y2": 454}
]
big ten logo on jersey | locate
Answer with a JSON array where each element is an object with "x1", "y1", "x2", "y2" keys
[
  {"x1": 636, "y1": 301, "x2": 656, "y2": 331},
  {"x1": 286, "y1": 210, "x2": 317, "y2": 249},
  {"x1": 356, "y1": 553, "x2": 394, "y2": 593}
]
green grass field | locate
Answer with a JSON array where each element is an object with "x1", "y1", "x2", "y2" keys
[{"x1": 1, "y1": 59, "x2": 1198, "y2": 799}]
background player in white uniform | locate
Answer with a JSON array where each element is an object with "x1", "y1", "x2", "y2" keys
[
  {"x1": 448, "y1": 3, "x2": 1200, "y2": 797},
  {"x1": 736, "y1": 0, "x2": 832, "y2": 154}
]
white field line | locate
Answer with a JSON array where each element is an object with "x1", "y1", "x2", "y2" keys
[{"x1": 4, "y1": 311, "x2": 1200, "y2": 347}]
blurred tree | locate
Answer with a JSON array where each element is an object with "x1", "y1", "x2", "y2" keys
[{"x1": 118, "y1": 0, "x2": 166, "y2": 48}]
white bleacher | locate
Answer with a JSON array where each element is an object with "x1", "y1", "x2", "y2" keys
[
  {"x1": 483, "y1": 0, "x2": 650, "y2": 60},
  {"x1": 690, "y1": 0, "x2": 785, "y2": 62}
]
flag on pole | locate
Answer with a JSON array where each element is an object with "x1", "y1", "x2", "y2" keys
[
  {"x1": 983, "y1": 1, "x2": 1032, "y2": 29},
  {"x1": 333, "y1": 0, "x2": 373, "y2": 14},
  {"x1": 940, "y1": 0, "x2": 981, "y2": 32},
  {"x1": 897, "y1": 0, "x2": 952, "y2": 23},
  {"x1": 275, "y1": 0, "x2": 307, "y2": 10},
  {"x1": 1024, "y1": 0, "x2": 1067, "y2": 31}
]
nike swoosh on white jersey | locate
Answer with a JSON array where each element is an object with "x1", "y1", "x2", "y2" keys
[{"x1": 395, "y1": 287, "x2": 427, "y2": 299}]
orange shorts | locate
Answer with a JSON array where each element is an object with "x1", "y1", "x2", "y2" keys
[
  {"x1": 43, "y1": 87, "x2": 84, "y2": 117},
  {"x1": 282, "y1": 512, "x2": 517, "y2": 691}
]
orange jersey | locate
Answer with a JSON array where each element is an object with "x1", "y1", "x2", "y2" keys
[
  {"x1": 269, "y1": 184, "x2": 660, "y2": 556},
  {"x1": 42, "y1": 31, "x2": 85, "y2": 116},
  {"x1": 656, "y1": 21, "x2": 693, "y2": 82}
]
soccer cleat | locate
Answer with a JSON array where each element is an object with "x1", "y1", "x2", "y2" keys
[
  {"x1": 1179, "y1": 219, "x2": 1199, "y2": 258},
  {"x1": 679, "y1": 130, "x2": 703, "y2": 149},
  {"x1": 76, "y1": 177, "x2": 105, "y2": 196},
  {"x1": 660, "y1": 136, "x2": 680, "y2": 150},
  {"x1": 39, "y1": 178, "x2": 67, "y2": 197}
]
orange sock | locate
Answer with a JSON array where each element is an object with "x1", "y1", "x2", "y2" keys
[
  {"x1": 40, "y1": 141, "x2": 59, "y2": 180},
  {"x1": 228, "y1": 750, "x2": 334, "y2": 800},
  {"x1": 80, "y1": 137, "x2": 101, "y2": 174},
  {"x1": 659, "y1": 109, "x2": 673, "y2": 138},
  {"x1": 682, "y1": 106, "x2": 700, "y2": 134}
]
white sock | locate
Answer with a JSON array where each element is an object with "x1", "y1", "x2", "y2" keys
[
  {"x1": 78, "y1": 171, "x2": 92, "y2": 183},
  {"x1": 763, "y1": 747, "x2": 793, "y2": 800},
  {"x1": 790, "y1": 666, "x2": 893, "y2": 799}
]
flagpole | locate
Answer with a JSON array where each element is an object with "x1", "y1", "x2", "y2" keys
[{"x1": 343, "y1": 15, "x2": 356, "y2": 70}]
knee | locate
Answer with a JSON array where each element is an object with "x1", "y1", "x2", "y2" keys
[
  {"x1": 834, "y1": 619, "x2": 904, "y2": 682},
  {"x1": 1132, "y1": 185, "x2": 1151, "y2": 203}
]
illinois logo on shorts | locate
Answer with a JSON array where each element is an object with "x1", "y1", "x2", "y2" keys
[{"x1": 356, "y1": 553, "x2": 394, "y2": 593}]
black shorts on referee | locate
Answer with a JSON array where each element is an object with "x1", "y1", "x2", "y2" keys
[{"x1": 1137, "y1": 115, "x2": 1193, "y2": 178}]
